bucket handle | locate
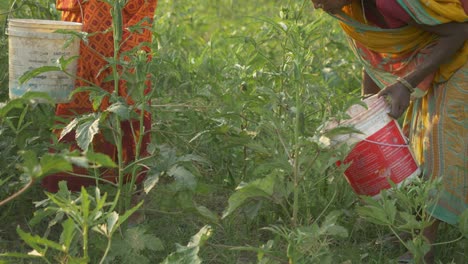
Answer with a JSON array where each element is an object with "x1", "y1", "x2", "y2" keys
[{"x1": 3, "y1": 0, "x2": 18, "y2": 34}]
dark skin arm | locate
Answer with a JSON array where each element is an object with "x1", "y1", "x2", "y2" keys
[
  {"x1": 311, "y1": 0, "x2": 468, "y2": 118},
  {"x1": 377, "y1": 22, "x2": 468, "y2": 118},
  {"x1": 362, "y1": 69, "x2": 380, "y2": 97}
]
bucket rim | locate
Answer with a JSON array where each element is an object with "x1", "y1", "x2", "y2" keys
[
  {"x1": 340, "y1": 95, "x2": 390, "y2": 126},
  {"x1": 8, "y1": 18, "x2": 82, "y2": 28},
  {"x1": 6, "y1": 28, "x2": 83, "y2": 39}
]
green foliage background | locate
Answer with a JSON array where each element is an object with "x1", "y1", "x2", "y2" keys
[{"x1": 0, "y1": 0, "x2": 466, "y2": 263}]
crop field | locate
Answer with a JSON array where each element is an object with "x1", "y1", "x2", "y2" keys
[{"x1": 0, "y1": 0, "x2": 466, "y2": 263}]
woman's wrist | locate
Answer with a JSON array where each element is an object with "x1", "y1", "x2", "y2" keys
[{"x1": 396, "y1": 77, "x2": 416, "y2": 94}]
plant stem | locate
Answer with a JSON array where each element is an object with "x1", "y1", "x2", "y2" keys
[
  {"x1": 99, "y1": 237, "x2": 113, "y2": 264},
  {"x1": 314, "y1": 189, "x2": 337, "y2": 223},
  {"x1": 128, "y1": 95, "x2": 146, "y2": 194},
  {"x1": 291, "y1": 58, "x2": 305, "y2": 226},
  {"x1": 40, "y1": 256, "x2": 52, "y2": 264},
  {"x1": 389, "y1": 225, "x2": 406, "y2": 245},
  {"x1": 0, "y1": 177, "x2": 34, "y2": 207},
  {"x1": 388, "y1": 225, "x2": 425, "y2": 262},
  {"x1": 83, "y1": 223, "x2": 89, "y2": 261},
  {"x1": 64, "y1": 172, "x2": 118, "y2": 186},
  {"x1": 109, "y1": 0, "x2": 127, "y2": 212},
  {"x1": 432, "y1": 235, "x2": 464, "y2": 246},
  {"x1": 114, "y1": 114, "x2": 124, "y2": 209}
]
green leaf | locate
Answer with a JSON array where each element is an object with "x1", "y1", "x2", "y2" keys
[
  {"x1": 195, "y1": 205, "x2": 219, "y2": 224},
  {"x1": 356, "y1": 198, "x2": 392, "y2": 227},
  {"x1": 188, "y1": 130, "x2": 210, "y2": 144},
  {"x1": 58, "y1": 56, "x2": 80, "y2": 71},
  {"x1": 53, "y1": 29, "x2": 85, "y2": 50},
  {"x1": 399, "y1": 212, "x2": 421, "y2": 231},
  {"x1": 48, "y1": 212, "x2": 65, "y2": 230},
  {"x1": 177, "y1": 154, "x2": 210, "y2": 164},
  {"x1": 117, "y1": 201, "x2": 143, "y2": 227},
  {"x1": 222, "y1": 174, "x2": 278, "y2": 219},
  {"x1": 19, "y1": 150, "x2": 40, "y2": 177},
  {"x1": 29, "y1": 208, "x2": 55, "y2": 227},
  {"x1": 321, "y1": 210, "x2": 341, "y2": 226},
  {"x1": 161, "y1": 246, "x2": 201, "y2": 264},
  {"x1": 143, "y1": 172, "x2": 160, "y2": 194},
  {"x1": 382, "y1": 199, "x2": 397, "y2": 225},
  {"x1": 107, "y1": 212, "x2": 119, "y2": 235},
  {"x1": 40, "y1": 154, "x2": 73, "y2": 177},
  {"x1": 405, "y1": 237, "x2": 430, "y2": 262},
  {"x1": 68, "y1": 156, "x2": 89, "y2": 168},
  {"x1": 20, "y1": 92, "x2": 55, "y2": 104},
  {"x1": 59, "y1": 118, "x2": 79, "y2": 141},
  {"x1": 60, "y1": 218, "x2": 76, "y2": 252},
  {"x1": 242, "y1": 201, "x2": 263, "y2": 220},
  {"x1": 0, "y1": 252, "x2": 43, "y2": 259},
  {"x1": 76, "y1": 117, "x2": 101, "y2": 152},
  {"x1": 168, "y1": 166, "x2": 197, "y2": 191},
  {"x1": 18, "y1": 66, "x2": 61, "y2": 84},
  {"x1": 325, "y1": 225, "x2": 349, "y2": 238},
  {"x1": 86, "y1": 151, "x2": 117, "y2": 168},
  {"x1": 157, "y1": 145, "x2": 178, "y2": 170},
  {"x1": 68, "y1": 257, "x2": 89, "y2": 264},
  {"x1": 70, "y1": 86, "x2": 109, "y2": 98},
  {"x1": 93, "y1": 188, "x2": 108, "y2": 213},
  {"x1": 188, "y1": 225, "x2": 212, "y2": 248},
  {"x1": 143, "y1": 235, "x2": 165, "y2": 252},
  {"x1": 124, "y1": 227, "x2": 165, "y2": 252},
  {"x1": 125, "y1": 227, "x2": 148, "y2": 252},
  {"x1": 80, "y1": 187, "x2": 91, "y2": 221},
  {"x1": 392, "y1": 187, "x2": 413, "y2": 210},
  {"x1": 58, "y1": 181, "x2": 71, "y2": 195},
  {"x1": 94, "y1": 93, "x2": 106, "y2": 111},
  {"x1": 54, "y1": 29, "x2": 85, "y2": 39},
  {"x1": 161, "y1": 225, "x2": 212, "y2": 264},
  {"x1": 106, "y1": 102, "x2": 131, "y2": 120},
  {"x1": 459, "y1": 209, "x2": 468, "y2": 238},
  {"x1": 17, "y1": 226, "x2": 65, "y2": 253},
  {"x1": 323, "y1": 125, "x2": 363, "y2": 138},
  {"x1": 0, "y1": 98, "x2": 25, "y2": 117},
  {"x1": 319, "y1": 210, "x2": 348, "y2": 238}
]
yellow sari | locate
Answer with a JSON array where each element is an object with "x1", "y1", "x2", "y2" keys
[{"x1": 335, "y1": 0, "x2": 468, "y2": 225}]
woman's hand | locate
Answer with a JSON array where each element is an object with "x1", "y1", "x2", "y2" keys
[{"x1": 377, "y1": 82, "x2": 411, "y2": 119}]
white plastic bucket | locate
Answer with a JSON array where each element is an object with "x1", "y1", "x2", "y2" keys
[
  {"x1": 7, "y1": 19, "x2": 82, "y2": 103},
  {"x1": 333, "y1": 95, "x2": 420, "y2": 198}
]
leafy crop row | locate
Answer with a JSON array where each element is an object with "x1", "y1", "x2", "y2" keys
[{"x1": 0, "y1": 0, "x2": 466, "y2": 263}]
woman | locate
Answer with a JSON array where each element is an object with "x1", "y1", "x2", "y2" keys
[
  {"x1": 42, "y1": 0, "x2": 157, "y2": 192},
  {"x1": 312, "y1": 0, "x2": 467, "y2": 263}
]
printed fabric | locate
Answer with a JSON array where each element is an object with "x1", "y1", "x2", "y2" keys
[
  {"x1": 42, "y1": 0, "x2": 158, "y2": 192},
  {"x1": 335, "y1": 0, "x2": 468, "y2": 225}
]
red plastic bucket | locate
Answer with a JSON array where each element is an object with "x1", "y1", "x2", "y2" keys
[{"x1": 333, "y1": 95, "x2": 420, "y2": 198}]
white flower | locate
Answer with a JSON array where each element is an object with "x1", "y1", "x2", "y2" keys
[
  {"x1": 28, "y1": 250, "x2": 43, "y2": 257},
  {"x1": 278, "y1": 22, "x2": 288, "y2": 31},
  {"x1": 318, "y1": 135, "x2": 331, "y2": 147}
]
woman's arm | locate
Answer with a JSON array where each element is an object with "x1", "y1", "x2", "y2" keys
[
  {"x1": 378, "y1": 22, "x2": 468, "y2": 119},
  {"x1": 362, "y1": 69, "x2": 380, "y2": 97},
  {"x1": 403, "y1": 22, "x2": 468, "y2": 88}
]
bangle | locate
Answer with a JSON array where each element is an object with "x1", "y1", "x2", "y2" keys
[{"x1": 396, "y1": 77, "x2": 416, "y2": 93}]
